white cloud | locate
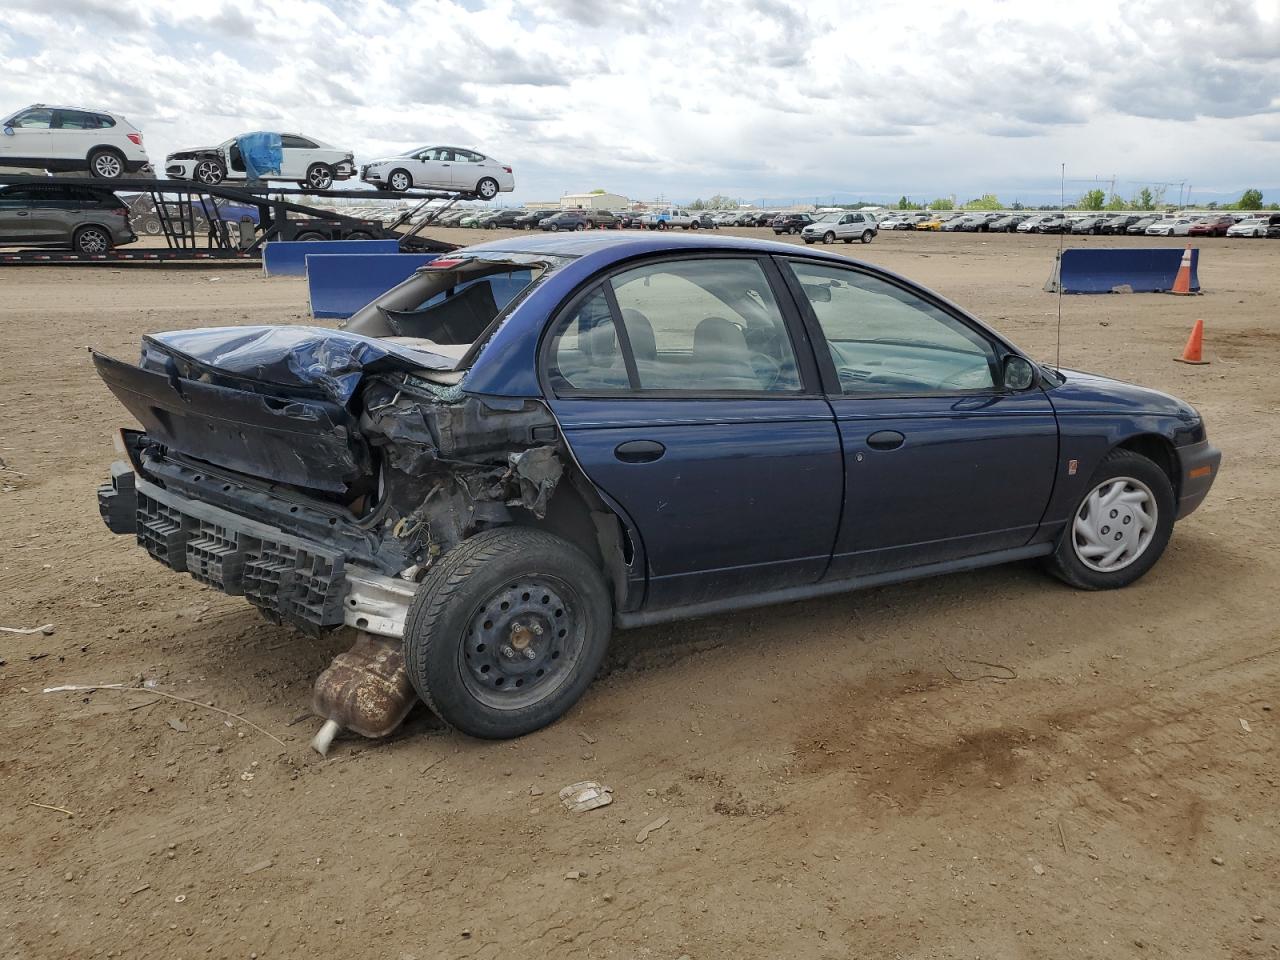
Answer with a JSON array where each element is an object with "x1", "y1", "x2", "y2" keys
[{"x1": 2, "y1": 0, "x2": 1279, "y2": 203}]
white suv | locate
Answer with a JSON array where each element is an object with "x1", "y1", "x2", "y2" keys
[
  {"x1": 0, "y1": 104, "x2": 152, "y2": 179},
  {"x1": 801, "y1": 211, "x2": 878, "y2": 244}
]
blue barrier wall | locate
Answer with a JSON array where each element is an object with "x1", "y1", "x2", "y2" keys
[
  {"x1": 305, "y1": 253, "x2": 439, "y2": 319},
  {"x1": 263, "y1": 239, "x2": 401, "y2": 277},
  {"x1": 1056, "y1": 247, "x2": 1200, "y2": 294}
]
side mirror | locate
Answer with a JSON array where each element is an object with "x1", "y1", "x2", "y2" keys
[
  {"x1": 2, "y1": 126, "x2": 13, "y2": 137},
  {"x1": 1002, "y1": 355, "x2": 1035, "y2": 391}
]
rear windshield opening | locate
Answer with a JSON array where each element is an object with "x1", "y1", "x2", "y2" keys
[{"x1": 342, "y1": 254, "x2": 565, "y2": 366}]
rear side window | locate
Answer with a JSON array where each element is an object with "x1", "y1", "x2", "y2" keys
[
  {"x1": 545, "y1": 258, "x2": 803, "y2": 395},
  {"x1": 281, "y1": 135, "x2": 318, "y2": 149},
  {"x1": 55, "y1": 111, "x2": 100, "y2": 129}
]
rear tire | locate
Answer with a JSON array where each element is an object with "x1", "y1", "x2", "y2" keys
[
  {"x1": 305, "y1": 163, "x2": 335, "y2": 190},
  {"x1": 476, "y1": 177, "x2": 499, "y2": 200},
  {"x1": 142, "y1": 218, "x2": 162, "y2": 235},
  {"x1": 88, "y1": 148, "x2": 125, "y2": 179},
  {"x1": 860, "y1": 230, "x2": 874, "y2": 243},
  {"x1": 404, "y1": 528, "x2": 612, "y2": 739},
  {"x1": 72, "y1": 225, "x2": 112, "y2": 254},
  {"x1": 294, "y1": 231, "x2": 325, "y2": 241},
  {"x1": 1042, "y1": 449, "x2": 1175, "y2": 591}
]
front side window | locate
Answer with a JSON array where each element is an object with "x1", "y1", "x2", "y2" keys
[
  {"x1": 10, "y1": 108, "x2": 53, "y2": 129},
  {"x1": 787, "y1": 260, "x2": 996, "y2": 396}
]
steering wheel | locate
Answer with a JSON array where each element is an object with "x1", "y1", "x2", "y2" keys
[{"x1": 860, "y1": 371, "x2": 936, "y2": 391}]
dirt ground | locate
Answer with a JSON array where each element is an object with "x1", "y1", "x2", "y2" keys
[{"x1": 1, "y1": 229, "x2": 1277, "y2": 960}]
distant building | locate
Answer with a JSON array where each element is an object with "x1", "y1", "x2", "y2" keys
[{"x1": 561, "y1": 191, "x2": 629, "y2": 210}]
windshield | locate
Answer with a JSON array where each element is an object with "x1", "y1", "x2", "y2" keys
[{"x1": 343, "y1": 252, "x2": 574, "y2": 370}]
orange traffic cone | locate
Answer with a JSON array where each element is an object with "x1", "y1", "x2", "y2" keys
[
  {"x1": 1169, "y1": 244, "x2": 1196, "y2": 295},
  {"x1": 1174, "y1": 318, "x2": 1209, "y2": 365}
]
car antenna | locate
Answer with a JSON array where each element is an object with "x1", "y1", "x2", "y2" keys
[{"x1": 1056, "y1": 162, "x2": 1066, "y2": 369}]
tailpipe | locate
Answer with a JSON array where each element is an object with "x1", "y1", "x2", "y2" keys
[{"x1": 309, "y1": 632, "x2": 417, "y2": 756}]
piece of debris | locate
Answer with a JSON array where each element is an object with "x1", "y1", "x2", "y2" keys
[
  {"x1": 167, "y1": 718, "x2": 189, "y2": 733},
  {"x1": 0, "y1": 623, "x2": 55, "y2": 636},
  {"x1": 559, "y1": 781, "x2": 613, "y2": 813},
  {"x1": 1110, "y1": 284, "x2": 1134, "y2": 294},
  {"x1": 529, "y1": 786, "x2": 544, "y2": 797},
  {"x1": 1032, "y1": 863, "x2": 1046, "y2": 876},
  {"x1": 1211, "y1": 856, "x2": 1225, "y2": 866},
  {"x1": 635, "y1": 815, "x2": 670, "y2": 844},
  {"x1": 175, "y1": 894, "x2": 187, "y2": 903},
  {"x1": 240, "y1": 772, "x2": 254, "y2": 782},
  {"x1": 564, "y1": 869, "x2": 586, "y2": 880},
  {"x1": 1239, "y1": 718, "x2": 1253, "y2": 733},
  {"x1": 578, "y1": 730, "x2": 598, "y2": 745},
  {"x1": 243, "y1": 859, "x2": 273, "y2": 876},
  {"x1": 130, "y1": 883, "x2": 151, "y2": 895},
  {"x1": 28, "y1": 801, "x2": 75, "y2": 817}
]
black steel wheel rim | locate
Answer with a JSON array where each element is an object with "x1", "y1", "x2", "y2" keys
[{"x1": 459, "y1": 577, "x2": 587, "y2": 711}]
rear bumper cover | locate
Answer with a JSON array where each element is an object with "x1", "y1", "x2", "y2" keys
[{"x1": 1175, "y1": 439, "x2": 1221, "y2": 519}]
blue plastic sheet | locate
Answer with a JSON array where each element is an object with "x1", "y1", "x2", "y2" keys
[
  {"x1": 141, "y1": 325, "x2": 457, "y2": 404},
  {"x1": 238, "y1": 132, "x2": 282, "y2": 180}
]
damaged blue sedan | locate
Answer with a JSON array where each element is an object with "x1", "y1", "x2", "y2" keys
[{"x1": 94, "y1": 233, "x2": 1220, "y2": 743}]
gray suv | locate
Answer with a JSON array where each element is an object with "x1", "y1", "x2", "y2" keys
[{"x1": 0, "y1": 183, "x2": 136, "y2": 253}]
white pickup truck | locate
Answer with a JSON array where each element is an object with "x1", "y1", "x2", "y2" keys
[
  {"x1": 800, "y1": 211, "x2": 879, "y2": 244},
  {"x1": 642, "y1": 207, "x2": 696, "y2": 230}
]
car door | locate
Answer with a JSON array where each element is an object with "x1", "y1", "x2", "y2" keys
[
  {"x1": 542, "y1": 254, "x2": 844, "y2": 611},
  {"x1": 1, "y1": 107, "x2": 54, "y2": 170},
  {"x1": 450, "y1": 149, "x2": 483, "y2": 191},
  {"x1": 405, "y1": 148, "x2": 447, "y2": 188},
  {"x1": 0, "y1": 187, "x2": 39, "y2": 241},
  {"x1": 781, "y1": 257, "x2": 1058, "y2": 578},
  {"x1": 50, "y1": 109, "x2": 96, "y2": 165}
]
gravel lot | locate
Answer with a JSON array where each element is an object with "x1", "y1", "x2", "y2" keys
[{"x1": 2, "y1": 229, "x2": 1277, "y2": 959}]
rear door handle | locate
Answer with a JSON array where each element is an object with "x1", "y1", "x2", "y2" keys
[
  {"x1": 614, "y1": 440, "x2": 665, "y2": 463},
  {"x1": 866, "y1": 430, "x2": 905, "y2": 451}
]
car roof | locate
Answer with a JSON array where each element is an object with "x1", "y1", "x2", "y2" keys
[{"x1": 456, "y1": 230, "x2": 860, "y2": 260}]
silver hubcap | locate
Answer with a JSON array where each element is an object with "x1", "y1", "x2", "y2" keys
[
  {"x1": 196, "y1": 161, "x2": 221, "y2": 183},
  {"x1": 94, "y1": 155, "x2": 121, "y2": 177},
  {"x1": 1072, "y1": 476, "x2": 1157, "y2": 572},
  {"x1": 309, "y1": 168, "x2": 331, "y2": 188},
  {"x1": 478, "y1": 180, "x2": 496, "y2": 199},
  {"x1": 391, "y1": 173, "x2": 409, "y2": 190},
  {"x1": 79, "y1": 229, "x2": 108, "y2": 253}
]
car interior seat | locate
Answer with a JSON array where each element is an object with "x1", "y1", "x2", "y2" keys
[{"x1": 692, "y1": 316, "x2": 761, "y2": 389}]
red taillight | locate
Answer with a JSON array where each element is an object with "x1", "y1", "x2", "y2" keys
[
  {"x1": 127, "y1": 133, "x2": 142, "y2": 145},
  {"x1": 503, "y1": 166, "x2": 512, "y2": 174},
  {"x1": 424, "y1": 258, "x2": 466, "y2": 268}
]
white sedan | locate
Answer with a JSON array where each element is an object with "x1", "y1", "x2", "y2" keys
[
  {"x1": 164, "y1": 134, "x2": 356, "y2": 189},
  {"x1": 1226, "y1": 217, "x2": 1269, "y2": 238},
  {"x1": 1145, "y1": 218, "x2": 1194, "y2": 236},
  {"x1": 360, "y1": 146, "x2": 515, "y2": 199}
]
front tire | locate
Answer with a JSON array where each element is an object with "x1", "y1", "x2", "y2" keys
[
  {"x1": 305, "y1": 163, "x2": 335, "y2": 190},
  {"x1": 404, "y1": 528, "x2": 612, "y2": 739},
  {"x1": 823, "y1": 231, "x2": 836, "y2": 244},
  {"x1": 1043, "y1": 449, "x2": 1175, "y2": 590},
  {"x1": 194, "y1": 158, "x2": 225, "y2": 185},
  {"x1": 88, "y1": 148, "x2": 125, "y2": 179}
]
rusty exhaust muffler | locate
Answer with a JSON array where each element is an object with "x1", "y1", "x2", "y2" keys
[{"x1": 310, "y1": 632, "x2": 417, "y2": 756}]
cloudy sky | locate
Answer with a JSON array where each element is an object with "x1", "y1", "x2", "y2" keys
[{"x1": 3, "y1": 0, "x2": 1279, "y2": 205}]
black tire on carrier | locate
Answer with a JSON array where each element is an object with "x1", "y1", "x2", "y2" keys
[
  {"x1": 404, "y1": 528, "x2": 612, "y2": 739},
  {"x1": 1042, "y1": 449, "x2": 1175, "y2": 591}
]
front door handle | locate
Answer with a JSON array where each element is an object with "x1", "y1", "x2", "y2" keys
[
  {"x1": 614, "y1": 440, "x2": 666, "y2": 463},
  {"x1": 866, "y1": 430, "x2": 905, "y2": 451}
]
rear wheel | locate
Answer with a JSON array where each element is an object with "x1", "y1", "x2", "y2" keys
[
  {"x1": 860, "y1": 230, "x2": 874, "y2": 243},
  {"x1": 575, "y1": 222, "x2": 586, "y2": 231},
  {"x1": 142, "y1": 218, "x2": 162, "y2": 235},
  {"x1": 294, "y1": 231, "x2": 325, "y2": 241},
  {"x1": 73, "y1": 225, "x2": 112, "y2": 254},
  {"x1": 404, "y1": 528, "x2": 612, "y2": 739},
  {"x1": 1043, "y1": 450, "x2": 1175, "y2": 590},
  {"x1": 88, "y1": 148, "x2": 125, "y2": 179},
  {"x1": 476, "y1": 177, "x2": 499, "y2": 200},
  {"x1": 346, "y1": 231, "x2": 373, "y2": 240}
]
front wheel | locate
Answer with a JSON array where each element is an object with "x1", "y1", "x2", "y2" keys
[
  {"x1": 823, "y1": 231, "x2": 836, "y2": 244},
  {"x1": 404, "y1": 528, "x2": 612, "y2": 739},
  {"x1": 305, "y1": 163, "x2": 335, "y2": 190},
  {"x1": 1043, "y1": 449, "x2": 1175, "y2": 590},
  {"x1": 575, "y1": 222, "x2": 586, "y2": 231}
]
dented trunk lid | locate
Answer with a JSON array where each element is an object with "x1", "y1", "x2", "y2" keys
[{"x1": 92, "y1": 325, "x2": 458, "y2": 493}]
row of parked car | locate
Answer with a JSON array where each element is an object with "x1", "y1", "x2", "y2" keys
[
  {"x1": 878, "y1": 210, "x2": 1280, "y2": 237},
  {"x1": 1, "y1": 103, "x2": 517, "y2": 199}
]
